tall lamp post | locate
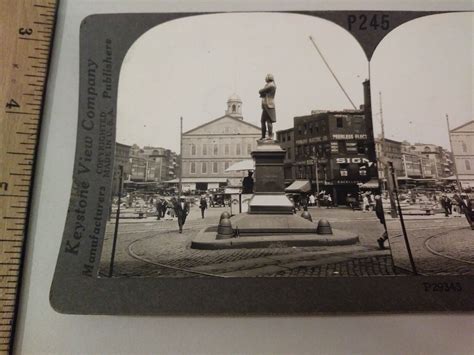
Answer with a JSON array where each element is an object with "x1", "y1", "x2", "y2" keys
[{"x1": 311, "y1": 154, "x2": 320, "y2": 207}]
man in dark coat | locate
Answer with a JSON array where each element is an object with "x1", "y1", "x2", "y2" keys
[
  {"x1": 374, "y1": 195, "x2": 388, "y2": 249},
  {"x1": 440, "y1": 194, "x2": 452, "y2": 217},
  {"x1": 156, "y1": 198, "x2": 162, "y2": 220},
  {"x1": 199, "y1": 196, "x2": 207, "y2": 219},
  {"x1": 174, "y1": 196, "x2": 190, "y2": 233},
  {"x1": 160, "y1": 199, "x2": 168, "y2": 218},
  {"x1": 242, "y1": 171, "x2": 254, "y2": 194},
  {"x1": 259, "y1": 73, "x2": 276, "y2": 140},
  {"x1": 454, "y1": 193, "x2": 474, "y2": 230}
]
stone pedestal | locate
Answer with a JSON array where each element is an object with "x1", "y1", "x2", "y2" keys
[
  {"x1": 248, "y1": 140, "x2": 293, "y2": 214},
  {"x1": 194, "y1": 140, "x2": 360, "y2": 249}
]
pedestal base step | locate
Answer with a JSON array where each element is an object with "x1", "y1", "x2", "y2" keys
[
  {"x1": 248, "y1": 194, "x2": 293, "y2": 214},
  {"x1": 232, "y1": 213, "x2": 316, "y2": 234}
]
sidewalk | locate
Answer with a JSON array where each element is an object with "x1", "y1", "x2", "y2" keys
[{"x1": 386, "y1": 213, "x2": 465, "y2": 221}]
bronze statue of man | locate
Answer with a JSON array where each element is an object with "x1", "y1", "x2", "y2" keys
[{"x1": 259, "y1": 73, "x2": 276, "y2": 140}]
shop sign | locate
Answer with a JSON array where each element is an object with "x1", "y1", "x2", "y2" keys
[
  {"x1": 332, "y1": 133, "x2": 367, "y2": 140},
  {"x1": 333, "y1": 180, "x2": 359, "y2": 184},
  {"x1": 336, "y1": 157, "x2": 374, "y2": 166},
  {"x1": 308, "y1": 136, "x2": 327, "y2": 143}
]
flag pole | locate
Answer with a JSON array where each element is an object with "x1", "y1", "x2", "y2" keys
[{"x1": 446, "y1": 114, "x2": 462, "y2": 192}]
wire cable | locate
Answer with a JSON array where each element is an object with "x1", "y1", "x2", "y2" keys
[{"x1": 309, "y1": 35, "x2": 357, "y2": 110}]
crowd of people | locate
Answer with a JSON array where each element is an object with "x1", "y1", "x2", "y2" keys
[
  {"x1": 114, "y1": 192, "x2": 227, "y2": 234},
  {"x1": 114, "y1": 186, "x2": 474, "y2": 238}
]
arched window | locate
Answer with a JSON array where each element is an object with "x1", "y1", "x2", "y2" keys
[{"x1": 232, "y1": 104, "x2": 236, "y2": 112}]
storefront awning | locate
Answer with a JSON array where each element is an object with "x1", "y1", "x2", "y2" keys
[
  {"x1": 224, "y1": 187, "x2": 242, "y2": 194},
  {"x1": 358, "y1": 179, "x2": 380, "y2": 189},
  {"x1": 164, "y1": 177, "x2": 228, "y2": 184},
  {"x1": 285, "y1": 180, "x2": 311, "y2": 193},
  {"x1": 461, "y1": 180, "x2": 474, "y2": 189},
  {"x1": 225, "y1": 159, "x2": 255, "y2": 172}
]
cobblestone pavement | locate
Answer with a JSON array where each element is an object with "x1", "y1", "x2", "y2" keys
[
  {"x1": 262, "y1": 255, "x2": 407, "y2": 277},
  {"x1": 385, "y1": 215, "x2": 474, "y2": 275},
  {"x1": 100, "y1": 206, "x2": 391, "y2": 277},
  {"x1": 99, "y1": 206, "x2": 474, "y2": 277}
]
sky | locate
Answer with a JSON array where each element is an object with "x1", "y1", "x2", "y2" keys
[{"x1": 117, "y1": 12, "x2": 472, "y2": 152}]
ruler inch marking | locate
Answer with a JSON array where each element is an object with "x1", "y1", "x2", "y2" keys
[{"x1": 1, "y1": 1, "x2": 58, "y2": 353}]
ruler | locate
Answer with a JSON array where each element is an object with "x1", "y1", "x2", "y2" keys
[{"x1": 0, "y1": 0, "x2": 58, "y2": 353}]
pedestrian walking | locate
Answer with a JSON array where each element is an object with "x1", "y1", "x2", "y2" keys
[
  {"x1": 440, "y1": 194, "x2": 452, "y2": 217},
  {"x1": 161, "y1": 199, "x2": 168, "y2": 218},
  {"x1": 326, "y1": 194, "x2": 332, "y2": 209},
  {"x1": 309, "y1": 194, "x2": 315, "y2": 206},
  {"x1": 156, "y1": 198, "x2": 162, "y2": 220},
  {"x1": 362, "y1": 194, "x2": 369, "y2": 212},
  {"x1": 174, "y1": 196, "x2": 190, "y2": 233},
  {"x1": 300, "y1": 194, "x2": 308, "y2": 210},
  {"x1": 454, "y1": 193, "x2": 474, "y2": 229},
  {"x1": 199, "y1": 195, "x2": 208, "y2": 219},
  {"x1": 374, "y1": 195, "x2": 388, "y2": 249}
]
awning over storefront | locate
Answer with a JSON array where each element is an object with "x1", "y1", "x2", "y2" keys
[
  {"x1": 225, "y1": 159, "x2": 255, "y2": 172},
  {"x1": 441, "y1": 175, "x2": 458, "y2": 181},
  {"x1": 461, "y1": 180, "x2": 474, "y2": 189},
  {"x1": 164, "y1": 177, "x2": 228, "y2": 184},
  {"x1": 224, "y1": 187, "x2": 242, "y2": 194},
  {"x1": 358, "y1": 179, "x2": 380, "y2": 189},
  {"x1": 285, "y1": 180, "x2": 311, "y2": 193}
]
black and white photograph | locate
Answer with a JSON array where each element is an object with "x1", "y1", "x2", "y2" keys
[{"x1": 96, "y1": 12, "x2": 474, "y2": 279}]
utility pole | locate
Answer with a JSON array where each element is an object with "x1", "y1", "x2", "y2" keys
[
  {"x1": 309, "y1": 36, "x2": 357, "y2": 110},
  {"x1": 446, "y1": 114, "x2": 462, "y2": 192},
  {"x1": 379, "y1": 91, "x2": 398, "y2": 218},
  {"x1": 109, "y1": 165, "x2": 123, "y2": 277},
  {"x1": 389, "y1": 162, "x2": 418, "y2": 275},
  {"x1": 312, "y1": 155, "x2": 320, "y2": 207},
  {"x1": 178, "y1": 116, "x2": 183, "y2": 197}
]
